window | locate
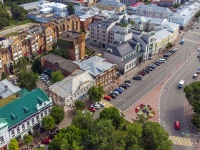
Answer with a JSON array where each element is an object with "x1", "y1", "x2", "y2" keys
[
  {"x1": 11, "y1": 130, "x2": 15, "y2": 137},
  {"x1": 40, "y1": 112, "x2": 43, "y2": 118},
  {"x1": 45, "y1": 110, "x2": 47, "y2": 115},
  {"x1": 32, "y1": 118, "x2": 35, "y2": 124},
  {"x1": 36, "y1": 115, "x2": 39, "y2": 122},
  {"x1": 0, "y1": 136, "x2": 4, "y2": 144},
  {"x1": 27, "y1": 120, "x2": 30, "y2": 127},
  {"x1": 17, "y1": 126, "x2": 20, "y2": 133},
  {"x1": 22, "y1": 123, "x2": 25, "y2": 131},
  {"x1": 48, "y1": 108, "x2": 51, "y2": 113}
]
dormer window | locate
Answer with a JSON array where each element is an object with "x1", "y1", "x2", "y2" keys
[{"x1": 106, "y1": 48, "x2": 113, "y2": 53}]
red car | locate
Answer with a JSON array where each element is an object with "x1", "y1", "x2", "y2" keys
[
  {"x1": 174, "y1": 121, "x2": 180, "y2": 130},
  {"x1": 103, "y1": 95, "x2": 112, "y2": 101},
  {"x1": 41, "y1": 138, "x2": 51, "y2": 144},
  {"x1": 138, "y1": 72, "x2": 145, "y2": 76},
  {"x1": 88, "y1": 107, "x2": 96, "y2": 112}
]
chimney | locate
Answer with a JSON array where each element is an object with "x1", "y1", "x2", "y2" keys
[{"x1": 5, "y1": 85, "x2": 8, "y2": 91}]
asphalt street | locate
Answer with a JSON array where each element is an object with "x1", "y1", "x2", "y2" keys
[{"x1": 160, "y1": 23, "x2": 200, "y2": 150}]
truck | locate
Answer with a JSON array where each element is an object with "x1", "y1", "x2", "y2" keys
[{"x1": 180, "y1": 39, "x2": 184, "y2": 45}]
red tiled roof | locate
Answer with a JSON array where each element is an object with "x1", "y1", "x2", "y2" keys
[{"x1": 131, "y1": 2, "x2": 144, "y2": 7}]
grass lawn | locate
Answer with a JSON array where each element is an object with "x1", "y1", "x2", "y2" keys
[
  {"x1": 5, "y1": 32, "x2": 19, "y2": 37},
  {"x1": 0, "y1": 94, "x2": 17, "y2": 107}
]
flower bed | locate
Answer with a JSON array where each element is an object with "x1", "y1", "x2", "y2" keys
[{"x1": 135, "y1": 104, "x2": 155, "y2": 119}]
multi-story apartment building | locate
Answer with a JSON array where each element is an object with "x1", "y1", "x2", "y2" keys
[
  {"x1": 79, "y1": 56, "x2": 117, "y2": 87},
  {"x1": 0, "y1": 88, "x2": 53, "y2": 150},
  {"x1": 10, "y1": 38, "x2": 24, "y2": 62},
  {"x1": 96, "y1": 0, "x2": 126, "y2": 12},
  {"x1": 42, "y1": 15, "x2": 80, "y2": 38},
  {"x1": 135, "y1": 4, "x2": 172, "y2": 19},
  {"x1": 57, "y1": 31, "x2": 85, "y2": 61}
]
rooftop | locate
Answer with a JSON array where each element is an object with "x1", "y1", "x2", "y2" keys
[
  {"x1": 79, "y1": 56, "x2": 115, "y2": 76},
  {"x1": 97, "y1": 0, "x2": 125, "y2": 7},
  {"x1": 136, "y1": 4, "x2": 172, "y2": 14},
  {"x1": 60, "y1": 31, "x2": 82, "y2": 41},
  {"x1": 0, "y1": 88, "x2": 52, "y2": 128}
]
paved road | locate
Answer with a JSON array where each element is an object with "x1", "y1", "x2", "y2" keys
[
  {"x1": 0, "y1": 23, "x2": 37, "y2": 36},
  {"x1": 160, "y1": 22, "x2": 200, "y2": 150}
]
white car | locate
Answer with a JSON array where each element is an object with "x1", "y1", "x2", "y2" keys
[
  {"x1": 125, "y1": 83, "x2": 131, "y2": 87},
  {"x1": 113, "y1": 91, "x2": 119, "y2": 96},
  {"x1": 158, "y1": 58, "x2": 166, "y2": 63},
  {"x1": 96, "y1": 102, "x2": 105, "y2": 107},
  {"x1": 91, "y1": 104, "x2": 100, "y2": 109},
  {"x1": 118, "y1": 87, "x2": 124, "y2": 91}
]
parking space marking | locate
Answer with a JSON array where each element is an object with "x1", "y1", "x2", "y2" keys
[
  {"x1": 169, "y1": 136, "x2": 193, "y2": 147},
  {"x1": 184, "y1": 38, "x2": 200, "y2": 44}
]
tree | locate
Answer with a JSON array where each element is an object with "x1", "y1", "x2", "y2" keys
[
  {"x1": 23, "y1": 135, "x2": 33, "y2": 149},
  {"x1": 67, "y1": 3, "x2": 75, "y2": 15},
  {"x1": 0, "y1": 3, "x2": 11, "y2": 29},
  {"x1": 50, "y1": 106, "x2": 65, "y2": 125},
  {"x1": 1, "y1": 72, "x2": 7, "y2": 80},
  {"x1": 191, "y1": 113, "x2": 200, "y2": 131},
  {"x1": 173, "y1": 4, "x2": 180, "y2": 8},
  {"x1": 195, "y1": 11, "x2": 200, "y2": 19},
  {"x1": 31, "y1": 59, "x2": 44, "y2": 74},
  {"x1": 142, "y1": 122, "x2": 172, "y2": 150},
  {"x1": 99, "y1": 106, "x2": 123, "y2": 129},
  {"x1": 42, "y1": 116, "x2": 55, "y2": 131},
  {"x1": 8, "y1": 138, "x2": 19, "y2": 150},
  {"x1": 50, "y1": 70, "x2": 64, "y2": 83},
  {"x1": 14, "y1": 57, "x2": 28, "y2": 72},
  {"x1": 87, "y1": 85, "x2": 104, "y2": 102},
  {"x1": 184, "y1": 82, "x2": 200, "y2": 113},
  {"x1": 74, "y1": 100, "x2": 85, "y2": 110},
  {"x1": 10, "y1": 4, "x2": 27, "y2": 21},
  {"x1": 17, "y1": 69, "x2": 38, "y2": 91}
]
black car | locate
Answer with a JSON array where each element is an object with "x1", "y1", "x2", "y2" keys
[
  {"x1": 124, "y1": 80, "x2": 131, "y2": 84},
  {"x1": 197, "y1": 54, "x2": 200, "y2": 58},
  {"x1": 133, "y1": 75, "x2": 142, "y2": 80},
  {"x1": 143, "y1": 69, "x2": 149, "y2": 73},
  {"x1": 154, "y1": 62, "x2": 160, "y2": 66},
  {"x1": 109, "y1": 93, "x2": 117, "y2": 98},
  {"x1": 167, "y1": 52, "x2": 172, "y2": 56},
  {"x1": 163, "y1": 54, "x2": 169, "y2": 57},
  {"x1": 147, "y1": 67, "x2": 153, "y2": 71},
  {"x1": 119, "y1": 84, "x2": 128, "y2": 89}
]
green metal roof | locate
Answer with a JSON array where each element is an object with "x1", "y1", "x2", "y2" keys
[
  {"x1": 0, "y1": 118, "x2": 8, "y2": 130},
  {"x1": 17, "y1": 88, "x2": 29, "y2": 97},
  {"x1": 0, "y1": 88, "x2": 52, "y2": 128}
]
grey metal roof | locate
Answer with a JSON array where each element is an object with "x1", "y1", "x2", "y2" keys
[
  {"x1": 97, "y1": 0, "x2": 125, "y2": 7},
  {"x1": 79, "y1": 56, "x2": 115, "y2": 76},
  {"x1": 105, "y1": 42, "x2": 135, "y2": 57},
  {"x1": 41, "y1": 53, "x2": 79, "y2": 73},
  {"x1": 136, "y1": 4, "x2": 172, "y2": 14},
  {"x1": 0, "y1": 79, "x2": 21, "y2": 99}
]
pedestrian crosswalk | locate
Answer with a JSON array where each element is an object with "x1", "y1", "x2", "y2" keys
[
  {"x1": 101, "y1": 99, "x2": 115, "y2": 108},
  {"x1": 169, "y1": 136, "x2": 193, "y2": 147}
]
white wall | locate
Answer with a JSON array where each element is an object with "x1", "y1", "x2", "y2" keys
[{"x1": 0, "y1": 126, "x2": 9, "y2": 149}]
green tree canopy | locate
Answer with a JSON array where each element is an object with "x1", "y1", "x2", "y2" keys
[
  {"x1": 42, "y1": 116, "x2": 55, "y2": 131},
  {"x1": 23, "y1": 135, "x2": 33, "y2": 149},
  {"x1": 74, "y1": 100, "x2": 85, "y2": 110},
  {"x1": 142, "y1": 122, "x2": 172, "y2": 150},
  {"x1": 31, "y1": 59, "x2": 44, "y2": 74},
  {"x1": 50, "y1": 106, "x2": 65, "y2": 125},
  {"x1": 14, "y1": 57, "x2": 28, "y2": 72},
  {"x1": 17, "y1": 69, "x2": 38, "y2": 91},
  {"x1": 50, "y1": 70, "x2": 64, "y2": 83},
  {"x1": 191, "y1": 113, "x2": 200, "y2": 131},
  {"x1": 10, "y1": 4, "x2": 27, "y2": 21},
  {"x1": 67, "y1": 3, "x2": 74, "y2": 15},
  {"x1": 0, "y1": 3, "x2": 11, "y2": 29},
  {"x1": 184, "y1": 82, "x2": 200, "y2": 113},
  {"x1": 195, "y1": 11, "x2": 200, "y2": 19},
  {"x1": 87, "y1": 85, "x2": 104, "y2": 102},
  {"x1": 99, "y1": 106, "x2": 123, "y2": 129},
  {"x1": 8, "y1": 138, "x2": 19, "y2": 150}
]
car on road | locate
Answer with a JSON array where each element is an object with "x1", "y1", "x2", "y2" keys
[
  {"x1": 132, "y1": 75, "x2": 142, "y2": 80},
  {"x1": 91, "y1": 104, "x2": 100, "y2": 109},
  {"x1": 178, "y1": 80, "x2": 185, "y2": 89},
  {"x1": 96, "y1": 102, "x2": 105, "y2": 107},
  {"x1": 124, "y1": 80, "x2": 131, "y2": 84},
  {"x1": 197, "y1": 54, "x2": 200, "y2": 58},
  {"x1": 124, "y1": 82, "x2": 131, "y2": 87},
  {"x1": 88, "y1": 107, "x2": 96, "y2": 112},
  {"x1": 174, "y1": 121, "x2": 180, "y2": 130},
  {"x1": 41, "y1": 138, "x2": 52, "y2": 144},
  {"x1": 193, "y1": 74, "x2": 198, "y2": 79},
  {"x1": 103, "y1": 95, "x2": 112, "y2": 101},
  {"x1": 109, "y1": 93, "x2": 117, "y2": 98}
]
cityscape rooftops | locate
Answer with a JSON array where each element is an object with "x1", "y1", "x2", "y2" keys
[
  {"x1": 136, "y1": 4, "x2": 172, "y2": 14},
  {"x1": 97, "y1": 0, "x2": 125, "y2": 7}
]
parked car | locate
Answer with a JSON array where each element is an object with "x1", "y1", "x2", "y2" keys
[
  {"x1": 109, "y1": 93, "x2": 117, "y2": 98},
  {"x1": 163, "y1": 54, "x2": 169, "y2": 57},
  {"x1": 124, "y1": 82, "x2": 131, "y2": 87},
  {"x1": 133, "y1": 75, "x2": 142, "y2": 80},
  {"x1": 119, "y1": 84, "x2": 128, "y2": 89},
  {"x1": 197, "y1": 48, "x2": 200, "y2": 52},
  {"x1": 138, "y1": 72, "x2": 146, "y2": 76},
  {"x1": 103, "y1": 95, "x2": 112, "y2": 101},
  {"x1": 193, "y1": 74, "x2": 198, "y2": 79},
  {"x1": 118, "y1": 87, "x2": 124, "y2": 91},
  {"x1": 91, "y1": 104, "x2": 100, "y2": 109},
  {"x1": 124, "y1": 80, "x2": 131, "y2": 84},
  {"x1": 147, "y1": 67, "x2": 153, "y2": 71},
  {"x1": 114, "y1": 88, "x2": 123, "y2": 94},
  {"x1": 143, "y1": 69, "x2": 149, "y2": 74},
  {"x1": 13, "y1": 79, "x2": 17, "y2": 85},
  {"x1": 113, "y1": 91, "x2": 119, "y2": 96},
  {"x1": 154, "y1": 62, "x2": 160, "y2": 66},
  {"x1": 88, "y1": 107, "x2": 96, "y2": 112},
  {"x1": 197, "y1": 54, "x2": 200, "y2": 58},
  {"x1": 167, "y1": 52, "x2": 172, "y2": 56},
  {"x1": 174, "y1": 121, "x2": 180, "y2": 130},
  {"x1": 158, "y1": 58, "x2": 166, "y2": 63},
  {"x1": 97, "y1": 102, "x2": 105, "y2": 107},
  {"x1": 41, "y1": 138, "x2": 51, "y2": 144},
  {"x1": 149, "y1": 64, "x2": 157, "y2": 68}
]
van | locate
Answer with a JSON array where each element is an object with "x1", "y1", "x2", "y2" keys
[
  {"x1": 178, "y1": 80, "x2": 185, "y2": 88},
  {"x1": 158, "y1": 58, "x2": 166, "y2": 63}
]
